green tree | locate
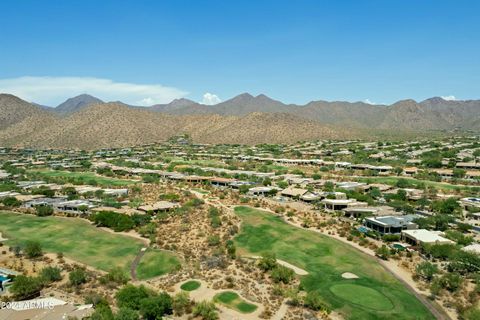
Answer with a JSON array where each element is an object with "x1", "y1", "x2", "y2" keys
[
  {"x1": 415, "y1": 262, "x2": 438, "y2": 281},
  {"x1": 262, "y1": 177, "x2": 272, "y2": 186},
  {"x1": 438, "y1": 273, "x2": 463, "y2": 292},
  {"x1": 225, "y1": 240, "x2": 236, "y2": 259},
  {"x1": 271, "y1": 265, "x2": 295, "y2": 284},
  {"x1": 172, "y1": 291, "x2": 191, "y2": 316},
  {"x1": 452, "y1": 168, "x2": 466, "y2": 178},
  {"x1": 100, "y1": 267, "x2": 129, "y2": 286},
  {"x1": 2, "y1": 196, "x2": 21, "y2": 207},
  {"x1": 35, "y1": 205, "x2": 54, "y2": 217},
  {"x1": 69, "y1": 268, "x2": 88, "y2": 287},
  {"x1": 116, "y1": 285, "x2": 154, "y2": 310},
  {"x1": 258, "y1": 252, "x2": 277, "y2": 271},
  {"x1": 368, "y1": 187, "x2": 382, "y2": 199},
  {"x1": 448, "y1": 250, "x2": 480, "y2": 274},
  {"x1": 192, "y1": 300, "x2": 218, "y2": 320},
  {"x1": 303, "y1": 291, "x2": 330, "y2": 313},
  {"x1": 115, "y1": 308, "x2": 140, "y2": 320},
  {"x1": 422, "y1": 243, "x2": 457, "y2": 260},
  {"x1": 90, "y1": 302, "x2": 114, "y2": 320},
  {"x1": 395, "y1": 178, "x2": 411, "y2": 188},
  {"x1": 393, "y1": 167, "x2": 403, "y2": 175},
  {"x1": 431, "y1": 198, "x2": 461, "y2": 216},
  {"x1": 375, "y1": 245, "x2": 391, "y2": 260},
  {"x1": 24, "y1": 240, "x2": 43, "y2": 258},
  {"x1": 40, "y1": 266, "x2": 62, "y2": 283},
  {"x1": 139, "y1": 293, "x2": 173, "y2": 320},
  {"x1": 324, "y1": 181, "x2": 334, "y2": 192},
  {"x1": 9, "y1": 275, "x2": 42, "y2": 300},
  {"x1": 238, "y1": 185, "x2": 250, "y2": 194},
  {"x1": 444, "y1": 230, "x2": 473, "y2": 246}
]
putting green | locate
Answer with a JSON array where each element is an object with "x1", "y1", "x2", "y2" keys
[
  {"x1": 180, "y1": 280, "x2": 201, "y2": 291},
  {"x1": 214, "y1": 291, "x2": 257, "y2": 314},
  {"x1": 330, "y1": 284, "x2": 394, "y2": 311}
]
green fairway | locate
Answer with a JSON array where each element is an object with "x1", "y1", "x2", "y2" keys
[
  {"x1": 28, "y1": 169, "x2": 137, "y2": 187},
  {"x1": 136, "y1": 248, "x2": 181, "y2": 280},
  {"x1": 356, "y1": 176, "x2": 476, "y2": 192},
  {"x1": 214, "y1": 291, "x2": 258, "y2": 314},
  {"x1": 234, "y1": 206, "x2": 432, "y2": 320},
  {"x1": 330, "y1": 284, "x2": 394, "y2": 311},
  {"x1": 180, "y1": 280, "x2": 201, "y2": 291},
  {"x1": 0, "y1": 211, "x2": 179, "y2": 278}
]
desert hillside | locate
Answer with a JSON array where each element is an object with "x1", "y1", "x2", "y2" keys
[{"x1": 0, "y1": 95, "x2": 345, "y2": 149}]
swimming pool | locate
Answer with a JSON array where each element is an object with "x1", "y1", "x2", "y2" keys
[{"x1": 0, "y1": 275, "x2": 9, "y2": 282}]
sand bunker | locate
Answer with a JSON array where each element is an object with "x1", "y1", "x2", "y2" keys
[
  {"x1": 341, "y1": 272, "x2": 359, "y2": 279},
  {"x1": 249, "y1": 256, "x2": 308, "y2": 275}
]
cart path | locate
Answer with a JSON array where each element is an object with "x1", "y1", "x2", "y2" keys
[{"x1": 130, "y1": 247, "x2": 148, "y2": 281}]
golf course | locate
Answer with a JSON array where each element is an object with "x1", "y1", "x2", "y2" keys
[
  {"x1": 28, "y1": 169, "x2": 137, "y2": 187},
  {"x1": 0, "y1": 211, "x2": 180, "y2": 279},
  {"x1": 234, "y1": 206, "x2": 433, "y2": 320}
]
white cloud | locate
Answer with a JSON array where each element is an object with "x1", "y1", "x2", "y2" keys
[
  {"x1": 441, "y1": 95, "x2": 456, "y2": 101},
  {"x1": 364, "y1": 99, "x2": 375, "y2": 105},
  {"x1": 0, "y1": 76, "x2": 188, "y2": 106},
  {"x1": 201, "y1": 92, "x2": 221, "y2": 105}
]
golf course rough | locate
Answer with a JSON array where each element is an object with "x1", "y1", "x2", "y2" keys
[{"x1": 233, "y1": 206, "x2": 433, "y2": 320}]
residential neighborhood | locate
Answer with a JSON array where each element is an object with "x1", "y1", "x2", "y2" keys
[{"x1": 0, "y1": 135, "x2": 479, "y2": 319}]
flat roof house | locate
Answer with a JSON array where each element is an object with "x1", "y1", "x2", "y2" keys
[
  {"x1": 300, "y1": 192, "x2": 322, "y2": 202},
  {"x1": 182, "y1": 175, "x2": 210, "y2": 183},
  {"x1": 460, "y1": 197, "x2": 480, "y2": 210},
  {"x1": 403, "y1": 167, "x2": 418, "y2": 176},
  {"x1": 103, "y1": 188, "x2": 129, "y2": 197},
  {"x1": 321, "y1": 198, "x2": 366, "y2": 211},
  {"x1": 280, "y1": 186, "x2": 308, "y2": 198},
  {"x1": 342, "y1": 207, "x2": 379, "y2": 219},
  {"x1": 55, "y1": 200, "x2": 96, "y2": 215},
  {"x1": 248, "y1": 186, "x2": 277, "y2": 196},
  {"x1": 138, "y1": 201, "x2": 180, "y2": 213},
  {"x1": 364, "y1": 215, "x2": 418, "y2": 234},
  {"x1": 336, "y1": 181, "x2": 369, "y2": 191},
  {"x1": 23, "y1": 197, "x2": 66, "y2": 209},
  {"x1": 0, "y1": 170, "x2": 10, "y2": 180},
  {"x1": 401, "y1": 229, "x2": 454, "y2": 246},
  {"x1": 209, "y1": 177, "x2": 237, "y2": 187}
]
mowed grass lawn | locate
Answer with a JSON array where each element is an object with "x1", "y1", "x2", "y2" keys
[
  {"x1": 136, "y1": 248, "x2": 181, "y2": 280},
  {"x1": 234, "y1": 206, "x2": 432, "y2": 320},
  {"x1": 180, "y1": 280, "x2": 201, "y2": 291},
  {"x1": 0, "y1": 211, "x2": 180, "y2": 278},
  {"x1": 356, "y1": 176, "x2": 477, "y2": 192},
  {"x1": 214, "y1": 291, "x2": 258, "y2": 314},
  {"x1": 29, "y1": 169, "x2": 137, "y2": 187}
]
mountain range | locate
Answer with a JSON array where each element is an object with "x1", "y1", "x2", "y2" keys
[{"x1": 0, "y1": 93, "x2": 478, "y2": 149}]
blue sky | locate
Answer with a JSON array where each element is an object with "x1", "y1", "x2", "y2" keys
[{"x1": 0, "y1": 0, "x2": 479, "y2": 106}]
